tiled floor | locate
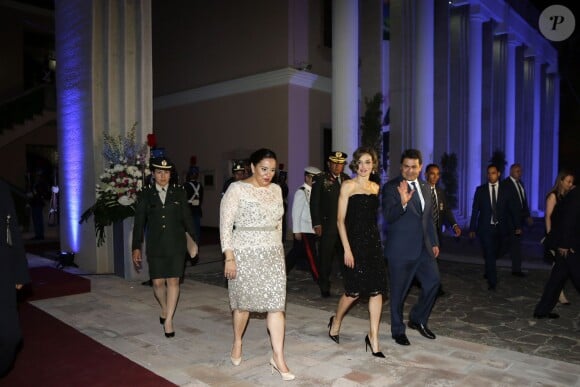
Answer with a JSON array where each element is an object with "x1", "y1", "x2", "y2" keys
[{"x1": 28, "y1": 238, "x2": 580, "y2": 386}]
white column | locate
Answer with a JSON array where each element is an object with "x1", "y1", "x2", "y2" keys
[
  {"x1": 414, "y1": 0, "x2": 434, "y2": 164},
  {"x1": 466, "y1": 12, "x2": 485, "y2": 215},
  {"x1": 531, "y1": 56, "x2": 541, "y2": 215},
  {"x1": 332, "y1": 0, "x2": 359, "y2": 154},
  {"x1": 56, "y1": 0, "x2": 152, "y2": 277},
  {"x1": 504, "y1": 36, "x2": 518, "y2": 167}
]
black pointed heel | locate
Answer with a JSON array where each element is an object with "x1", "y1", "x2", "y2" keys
[
  {"x1": 328, "y1": 316, "x2": 339, "y2": 344},
  {"x1": 365, "y1": 335, "x2": 385, "y2": 358},
  {"x1": 159, "y1": 316, "x2": 166, "y2": 325}
]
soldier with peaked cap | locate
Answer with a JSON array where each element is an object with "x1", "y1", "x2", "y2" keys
[
  {"x1": 310, "y1": 151, "x2": 350, "y2": 297},
  {"x1": 132, "y1": 157, "x2": 198, "y2": 338},
  {"x1": 222, "y1": 160, "x2": 246, "y2": 196}
]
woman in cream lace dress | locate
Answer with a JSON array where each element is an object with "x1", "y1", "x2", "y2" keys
[{"x1": 220, "y1": 148, "x2": 294, "y2": 381}]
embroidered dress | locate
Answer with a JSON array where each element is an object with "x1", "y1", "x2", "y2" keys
[{"x1": 220, "y1": 181, "x2": 286, "y2": 312}]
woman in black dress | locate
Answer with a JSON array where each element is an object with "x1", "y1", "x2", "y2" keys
[{"x1": 327, "y1": 147, "x2": 388, "y2": 357}]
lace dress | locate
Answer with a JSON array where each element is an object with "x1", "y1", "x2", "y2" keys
[
  {"x1": 220, "y1": 181, "x2": 286, "y2": 312},
  {"x1": 343, "y1": 194, "x2": 388, "y2": 297}
]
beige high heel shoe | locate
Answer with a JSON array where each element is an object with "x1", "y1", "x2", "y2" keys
[
  {"x1": 230, "y1": 356, "x2": 242, "y2": 366},
  {"x1": 269, "y1": 358, "x2": 295, "y2": 381}
]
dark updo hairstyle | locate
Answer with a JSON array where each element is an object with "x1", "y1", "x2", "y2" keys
[
  {"x1": 349, "y1": 146, "x2": 379, "y2": 174},
  {"x1": 250, "y1": 148, "x2": 278, "y2": 166}
]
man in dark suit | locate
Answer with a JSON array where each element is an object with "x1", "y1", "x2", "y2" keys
[
  {"x1": 469, "y1": 164, "x2": 519, "y2": 290},
  {"x1": 0, "y1": 182, "x2": 30, "y2": 376},
  {"x1": 310, "y1": 151, "x2": 349, "y2": 297},
  {"x1": 425, "y1": 164, "x2": 461, "y2": 296},
  {"x1": 502, "y1": 163, "x2": 533, "y2": 277},
  {"x1": 383, "y1": 149, "x2": 440, "y2": 346},
  {"x1": 533, "y1": 185, "x2": 580, "y2": 319}
]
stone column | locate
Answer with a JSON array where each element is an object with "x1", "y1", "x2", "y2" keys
[
  {"x1": 530, "y1": 56, "x2": 541, "y2": 214},
  {"x1": 56, "y1": 0, "x2": 152, "y2": 279},
  {"x1": 466, "y1": 11, "x2": 485, "y2": 218},
  {"x1": 414, "y1": 0, "x2": 434, "y2": 164},
  {"x1": 332, "y1": 0, "x2": 359, "y2": 154},
  {"x1": 504, "y1": 36, "x2": 518, "y2": 167}
]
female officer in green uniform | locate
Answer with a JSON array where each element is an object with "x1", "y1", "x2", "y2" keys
[{"x1": 132, "y1": 157, "x2": 197, "y2": 337}]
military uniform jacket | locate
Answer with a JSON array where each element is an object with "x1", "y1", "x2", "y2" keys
[
  {"x1": 309, "y1": 171, "x2": 350, "y2": 234},
  {"x1": 132, "y1": 184, "x2": 196, "y2": 257}
]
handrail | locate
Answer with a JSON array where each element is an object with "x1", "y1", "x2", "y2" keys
[{"x1": 0, "y1": 84, "x2": 56, "y2": 131}]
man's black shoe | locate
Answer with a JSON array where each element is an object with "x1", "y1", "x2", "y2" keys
[
  {"x1": 407, "y1": 321, "x2": 436, "y2": 339},
  {"x1": 488, "y1": 285, "x2": 496, "y2": 291},
  {"x1": 512, "y1": 271, "x2": 526, "y2": 277},
  {"x1": 437, "y1": 287, "x2": 446, "y2": 297},
  {"x1": 392, "y1": 334, "x2": 410, "y2": 346},
  {"x1": 533, "y1": 312, "x2": 559, "y2": 319},
  {"x1": 320, "y1": 290, "x2": 331, "y2": 298}
]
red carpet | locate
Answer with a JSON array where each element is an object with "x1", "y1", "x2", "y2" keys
[
  {"x1": 2, "y1": 303, "x2": 175, "y2": 387},
  {"x1": 20, "y1": 267, "x2": 91, "y2": 301},
  {"x1": 2, "y1": 267, "x2": 175, "y2": 386}
]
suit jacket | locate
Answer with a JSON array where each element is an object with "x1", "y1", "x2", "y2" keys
[
  {"x1": 550, "y1": 186, "x2": 580, "y2": 251},
  {"x1": 433, "y1": 186, "x2": 458, "y2": 233},
  {"x1": 132, "y1": 184, "x2": 196, "y2": 257},
  {"x1": 0, "y1": 183, "x2": 30, "y2": 309},
  {"x1": 502, "y1": 177, "x2": 530, "y2": 221},
  {"x1": 469, "y1": 182, "x2": 519, "y2": 236},
  {"x1": 382, "y1": 176, "x2": 439, "y2": 261},
  {"x1": 309, "y1": 171, "x2": 350, "y2": 234}
]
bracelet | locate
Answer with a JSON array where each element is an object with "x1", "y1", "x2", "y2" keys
[{"x1": 225, "y1": 258, "x2": 235, "y2": 263}]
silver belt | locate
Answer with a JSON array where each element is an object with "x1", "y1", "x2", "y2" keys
[{"x1": 235, "y1": 226, "x2": 278, "y2": 231}]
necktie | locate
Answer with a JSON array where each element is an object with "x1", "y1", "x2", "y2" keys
[
  {"x1": 159, "y1": 187, "x2": 166, "y2": 204},
  {"x1": 431, "y1": 187, "x2": 439, "y2": 228},
  {"x1": 516, "y1": 181, "x2": 525, "y2": 207},
  {"x1": 411, "y1": 182, "x2": 421, "y2": 212},
  {"x1": 491, "y1": 184, "x2": 498, "y2": 224}
]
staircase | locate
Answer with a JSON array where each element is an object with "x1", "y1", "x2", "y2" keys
[{"x1": 0, "y1": 84, "x2": 56, "y2": 148}]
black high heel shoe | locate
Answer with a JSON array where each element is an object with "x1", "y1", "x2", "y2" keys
[
  {"x1": 163, "y1": 321, "x2": 175, "y2": 338},
  {"x1": 365, "y1": 335, "x2": 385, "y2": 358},
  {"x1": 328, "y1": 316, "x2": 339, "y2": 344},
  {"x1": 159, "y1": 317, "x2": 166, "y2": 325}
]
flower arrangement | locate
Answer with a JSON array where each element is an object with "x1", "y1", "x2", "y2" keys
[{"x1": 80, "y1": 123, "x2": 151, "y2": 246}]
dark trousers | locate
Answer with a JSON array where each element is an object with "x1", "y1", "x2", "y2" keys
[
  {"x1": 31, "y1": 206, "x2": 44, "y2": 239},
  {"x1": 317, "y1": 232, "x2": 342, "y2": 293},
  {"x1": 285, "y1": 233, "x2": 318, "y2": 280},
  {"x1": 478, "y1": 226, "x2": 501, "y2": 287},
  {"x1": 507, "y1": 233, "x2": 522, "y2": 273},
  {"x1": 388, "y1": 249, "x2": 440, "y2": 336},
  {"x1": 534, "y1": 250, "x2": 580, "y2": 315}
]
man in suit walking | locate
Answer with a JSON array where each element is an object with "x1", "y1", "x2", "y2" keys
[
  {"x1": 310, "y1": 151, "x2": 349, "y2": 297},
  {"x1": 502, "y1": 163, "x2": 533, "y2": 277},
  {"x1": 425, "y1": 164, "x2": 461, "y2": 296},
  {"x1": 534, "y1": 185, "x2": 580, "y2": 319},
  {"x1": 383, "y1": 149, "x2": 440, "y2": 346},
  {"x1": 469, "y1": 164, "x2": 519, "y2": 290}
]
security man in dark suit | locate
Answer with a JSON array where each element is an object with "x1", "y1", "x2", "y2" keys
[
  {"x1": 383, "y1": 149, "x2": 440, "y2": 346},
  {"x1": 425, "y1": 164, "x2": 461, "y2": 296},
  {"x1": 0, "y1": 182, "x2": 30, "y2": 376},
  {"x1": 501, "y1": 163, "x2": 533, "y2": 277},
  {"x1": 469, "y1": 164, "x2": 519, "y2": 291},
  {"x1": 310, "y1": 151, "x2": 349, "y2": 297},
  {"x1": 132, "y1": 157, "x2": 197, "y2": 337}
]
